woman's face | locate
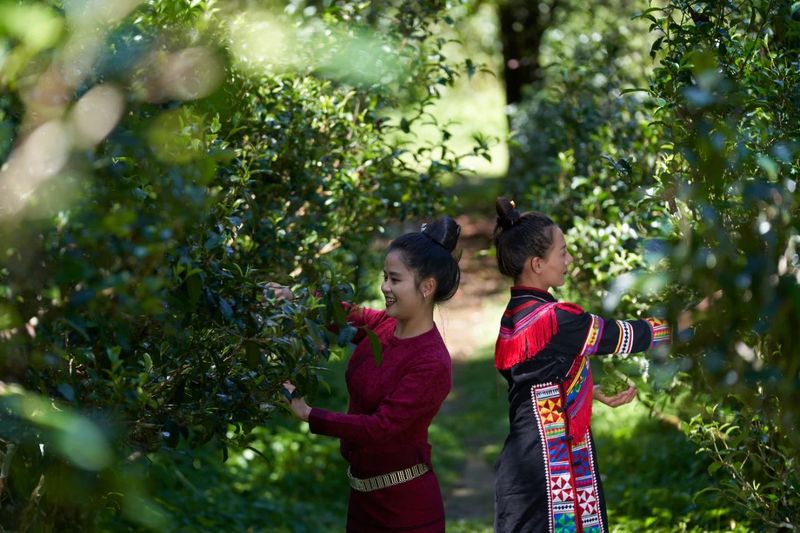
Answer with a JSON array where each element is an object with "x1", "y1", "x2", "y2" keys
[
  {"x1": 381, "y1": 250, "x2": 426, "y2": 321},
  {"x1": 538, "y1": 226, "x2": 573, "y2": 288}
]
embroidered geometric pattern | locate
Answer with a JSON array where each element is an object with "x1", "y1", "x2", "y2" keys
[
  {"x1": 579, "y1": 314, "x2": 604, "y2": 356},
  {"x1": 571, "y1": 445, "x2": 592, "y2": 479},
  {"x1": 554, "y1": 513, "x2": 577, "y2": 532},
  {"x1": 540, "y1": 399, "x2": 565, "y2": 424},
  {"x1": 532, "y1": 383, "x2": 576, "y2": 533},
  {"x1": 572, "y1": 436, "x2": 604, "y2": 533},
  {"x1": 532, "y1": 383, "x2": 605, "y2": 533},
  {"x1": 551, "y1": 474, "x2": 574, "y2": 502},
  {"x1": 549, "y1": 439, "x2": 569, "y2": 464},
  {"x1": 614, "y1": 320, "x2": 634, "y2": 354},
  {"x1": 646, "y1": 317, "x2": 671, "y2": 348}
]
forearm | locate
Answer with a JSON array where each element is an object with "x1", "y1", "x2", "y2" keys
[{"x1": 308, "y1": 406, "x2": 420, "y2": 445}]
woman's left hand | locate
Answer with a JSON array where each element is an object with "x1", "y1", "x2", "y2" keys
[
  {"x1": 593, "y1": 384, "x2": 637, "y2": 408},
  {"x1": 677, "y1": 289, "x2": 723, "y2": 332},
  {"x1": 264, "y1": 282, "x2": 294, "y2": 302},
  {"x1": 282, "y1": 381, "x2": 312, "y2": 421}
]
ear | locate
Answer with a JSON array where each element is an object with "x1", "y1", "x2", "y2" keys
[
  {"x1": 529, "y1": 257, "x2": 542, "y2": 274},
  {"x1": 420, "y1": 277, "x2": 437, "y2": 299}
]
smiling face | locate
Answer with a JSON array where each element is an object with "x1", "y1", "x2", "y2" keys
[
  {"x1": 533, "y1": 226, "x2": 573, "y2": 289},
  {"x1": 382, "y1": 250, "x2": 430, "y2": 321}
]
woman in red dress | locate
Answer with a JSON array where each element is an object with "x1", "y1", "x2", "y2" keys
[{"x1": 283, "y1": 216, "x2": 461, "y2": 533}]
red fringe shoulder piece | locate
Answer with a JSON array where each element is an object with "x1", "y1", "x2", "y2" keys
[{"x1": 494, "y1": 298, "x2": 583, "y2": 371}]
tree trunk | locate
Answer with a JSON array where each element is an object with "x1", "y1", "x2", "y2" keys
[
  {"x1": 497, "y1": 0, "x2": 564, "y2": 180},
  {"x1": 498, "y1": 1, "x2": 548, "y2": 106}
]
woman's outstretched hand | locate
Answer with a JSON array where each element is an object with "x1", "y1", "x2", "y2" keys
[
  {"x1": 282, "y1": 381, "x2": 312, "y2": 421},
  {"x1": 677, "y1": 289, "x2": 722, "y2": 332},
  {"x1": 593, "y1": 385, "x2": 637, "y2": 408},
  {"x1": 264, "y1": 282, "x2": 294, "y2": 302}
]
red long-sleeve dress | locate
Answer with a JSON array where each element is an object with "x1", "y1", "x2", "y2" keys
[{"x1": 308, "y1": 306, "x2": 452, "y2": 533}]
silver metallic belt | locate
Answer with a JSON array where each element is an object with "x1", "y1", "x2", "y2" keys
[{"x1": 347, "y1": 463, "x2": 430, "y2": 492}]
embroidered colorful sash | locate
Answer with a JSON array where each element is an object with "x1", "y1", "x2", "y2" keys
[
  {"x1": 564, "y1": 354, "x2": 593, "y2": 444},
  {"x1": 532, "y1": 382, "x2": 604, "y2": 533}
]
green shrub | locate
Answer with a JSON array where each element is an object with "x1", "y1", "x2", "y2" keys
[
  {"x1": 643, "y1": 1, "x2": 799, "y2": 527},
  {"x1": 0, "y1": 1, "x2": 482, "y2": 529},
  {"x1": 505, "y1": 0, "x2": 799, "y2": 527}
]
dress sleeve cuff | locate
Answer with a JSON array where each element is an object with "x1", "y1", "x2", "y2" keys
[
  {"x1": 308, "y1": 407, "x2": 335, "y2": 436},
  {"x1": 645, "y1": 317, "x2": 672, "y2": 349}
]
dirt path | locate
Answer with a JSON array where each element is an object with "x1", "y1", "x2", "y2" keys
[
  {"x1": 435, "y1": 214, "x2": 506, "y2": 359},
  {"x1": 433, "y1": 214, "x2": 508, "y2": 525}
]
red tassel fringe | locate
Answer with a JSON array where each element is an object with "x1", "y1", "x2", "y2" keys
[
  {"x1": 566, "y1": 367, "x2": 594, "y2": 444},
  {"x1": 494, "y1": 302, "x2": 584, "y2": 370}
]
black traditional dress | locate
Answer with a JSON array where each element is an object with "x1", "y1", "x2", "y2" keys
[{"x1": 493, "y1": 286, "x2": 670, "y2": 533}]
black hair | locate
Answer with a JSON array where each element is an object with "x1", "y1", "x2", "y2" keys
[
  {"x1": 387, "y1": 216, "x2": 461, "y2": 302},
  {"x1": 493, "y1": 197, "x2": 557, "y2": 278}
]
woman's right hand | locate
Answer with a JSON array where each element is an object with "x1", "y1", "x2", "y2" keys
[
  {"x1": 282, "y1": 381, "x2": 312, "y2": 421},
  {"x1": 593, "y1": 385, "x2": 637, "y2": 408}
]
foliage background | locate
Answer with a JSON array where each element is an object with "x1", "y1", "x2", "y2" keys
[
  {"x1": 0, "y1": 0, "x2": 480, "y2": 529},
  {"x1": 507, "y1": 0, "x2": 799, "y2": 529},
  {"x1": 1, "y1": 0, "x2": 798, "y2": 531}
]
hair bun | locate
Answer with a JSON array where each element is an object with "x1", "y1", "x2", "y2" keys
[
  {"x1": 495, "y1": 197, "x2": 521, "y2": 230},
  {"x1": 421, "y1": 216, "x2": 461, "y2": 253}
]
